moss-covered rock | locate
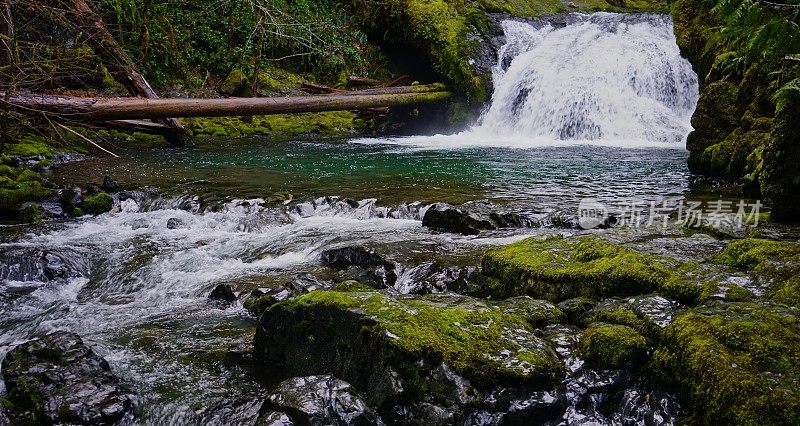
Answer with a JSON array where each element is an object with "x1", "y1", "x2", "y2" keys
[
  {"x1": 717, "y1": 238, "x2": 800, "y2": 305},
  {"x1": 81, "y1": 192, "x2": 113, "y2": 215},
  {"x1": 219, "y1": 68, "x2": 250, "y2": 96},
  {"x1": 686, "y1": 81, "x2": 742, "y2": 173},
  {"x1": 579, "y1": 323, "x2": 648, "y2": 368},
  {"x1": 0, "y1": 166, "x2": 52, "y2": 213},
  {"x1": 254, "y1": 290, "x2": 563, "y2": 407},
  {"x1": 480, "y1": 236, "x2": 700, "y2": 303},
  {"x1": 759, "y1": 73, "x2": 800, "y2": 221},
  {"x1": 649, "y1": 302, "x2": 800, "y2": 425}
]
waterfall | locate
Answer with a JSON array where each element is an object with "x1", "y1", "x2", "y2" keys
[
  {"x1": 473, "y1": 13, "x2": 699, "y2": 145},
  {"x1": 360, "y1": 13, "x2": 699, "y2": 149}
]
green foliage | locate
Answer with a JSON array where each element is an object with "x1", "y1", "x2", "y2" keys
[
  {"x1": 649, "y1": 302, "x2": 800, "y2": 425},
  {"x1": 99, "y1": 0, "x2": 388, "y2": 85}
]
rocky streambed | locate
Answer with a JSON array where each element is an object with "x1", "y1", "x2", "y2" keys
[{"x1": 1, "y1": 188, "x2": 798, "y2": 424}]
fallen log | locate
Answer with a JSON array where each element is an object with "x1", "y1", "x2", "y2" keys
[
  {"x1": 2, "y1": 89, "x2": 451, "y2": 121},
  {"x1": 347, "y1": 76, "x2": 382, "y2": 87},
  {"x1": 300, "y1": 82, "x2": 342, "y2": 94}
]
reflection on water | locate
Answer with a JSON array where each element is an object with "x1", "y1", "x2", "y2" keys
[{"x1": 52, "y1": 137, "x2": 691, "y2": 210}]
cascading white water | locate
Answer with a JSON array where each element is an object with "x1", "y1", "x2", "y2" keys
[
  {"x1": 356, "y1": 12, "x2": 699, "y2": 149},
  {"x1": 473, "y1": 13, "x2": 699, "y2": 145}
]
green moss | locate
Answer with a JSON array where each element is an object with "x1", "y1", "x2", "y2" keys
[
  {"x1": 649, "y1": 302, "x2": 800, "y2": 425},
  {"x1": 1, "y1": 136, "x2": 54, "y2": 158},
  {"x1": 481, "y1": 236, "x2": 699, "y2": 303},
  {"x1": 724, "y1": 284, "x2": 752, "y2": 302},
  {"x1": 18, "y1": 203, "x2": 42, "y2": 225},
  {"x1": 277, "y1": 290, "x2": 563, "y2": 387},
  {"x1": 219, "y1": 68, "x2": 250, "y2": 96},
  {"x1": 557, "y1": 297, "x2": 597, "y2": 322},
  {"x1": 580, "y1": 323, "x2": 647, "y2": 368},
  {"x1": 331, "y1": 280, "x2": 375, "y2": 292},
  {"x1": 70, "y1": 207, "x2": 84, "y2": 218},
  {"x1": 82, "y1": 192, "x2": 113, "y2": 215},
  {"x1": 0, "y1": 178, "x2": 52, "y2": 211},
  {"x1": 183, "y1": 112, "x2": 362, "y2": 139},
  {"x1": 717, "y1": 238, "x2": 800, "y2": 304}
]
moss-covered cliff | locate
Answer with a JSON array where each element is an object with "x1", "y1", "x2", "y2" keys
[{"x1": 671, "y1": 0, "x2": 800, "y2": 221}]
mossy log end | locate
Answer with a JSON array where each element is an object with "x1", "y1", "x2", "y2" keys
[{"x1": 3, "y1": 87, "x2": 450, "y2": 122}]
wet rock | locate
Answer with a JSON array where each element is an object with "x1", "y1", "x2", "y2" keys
[
  {"x1": 101, "y1": 175, "x2": 121, "y2": 193},
  {"x1": 320, "y1": 247, "x2": 396, "y2": 288},
  {"x1": 39, "y1": 198, "x2": 64, "y2": 217},
  {"x1": 244, "y1": 281, "x2": 309, "y2": 317},
  {"x1": 258, "y1": 375, "x2": 381, "y2": 425},
  {"x1": 422, "y1": 203, "x2": 495, "y2": 235},
  {"x1": 463, "y1": 410, "x2": 504, "y2": 425},
  {"x1": 388, "y1": 403, "x2": 455, "y2": 425},
  {"x1": 582, "y1": 295, "x2": 683, "y2": 331},
  {"x1": 58, "y1": 185, "x2": 83, "y2": 212},
  {"x1": 481, "y1": 387, "x2": 567, "y2": 424},
  {"x1": 166, "y1": 217, "x2": 186, "y2": 229},
  {"x1": 1, "y1": 332, "x2": 136, "y2": 425},
  {"x1": 209, "y1": 283, "x2": 237, "y2": 304},
  {"x1": 396, "y1": 263, "x2": 483, "y2": 295},
  {"x1": 0, "y1": 247, "x2": 85, "y2": 283},
  {"x1": 612, "y1": 388, "x2": 681, "y2": 425},
  {"x1": 253, "y1": 291, "x2": 563, "y2": 408},
  {"x1": 51, "y1": 152, "x2": 89, "y2": 166}
]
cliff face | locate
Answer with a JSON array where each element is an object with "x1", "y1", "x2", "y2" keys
[{"x1": 670, "y1": 0, "x2": 800, "y2": 221}]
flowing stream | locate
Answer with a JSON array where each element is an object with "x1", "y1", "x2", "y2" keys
[{"x1": 0, "y1": 12, "x2": 703, "y2": 424}]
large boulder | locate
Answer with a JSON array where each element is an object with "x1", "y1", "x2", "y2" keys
[
  {"x1": 0, "y1": 332, "x2": 136, "y2": 424},
  {"x1": 649, "y1": 302, "x2": 800, "y2": 425},
  {"x1": 253, "y1": 291, "x2": 563, "y2": 409},
  {"x1": 258, "y1": 375, "x2": 381, "y2": 425}
]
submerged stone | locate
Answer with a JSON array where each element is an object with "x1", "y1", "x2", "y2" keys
[
  {"x1": 0, "y1": 332, "x2": 136, "y2": 425},
  {"x1": 258, "y1": 375, "x2": 381, "y2": 425},
  {"x1": 649, "y1": 302, "x2": 800, "y2": 425},
  {"x1": 253, "y1": 291, "x2": 563, "y2": 408}
]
